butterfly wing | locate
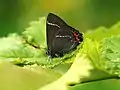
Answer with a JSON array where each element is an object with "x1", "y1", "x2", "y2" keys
[
  {"x1": 46, "y1": 13, "x2": 83, "y2": 58},
  {"x1": 46, "y1": 13, "x2": 67, "y2": 57}
]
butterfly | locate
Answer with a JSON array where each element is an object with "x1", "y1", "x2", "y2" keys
[{"x1": 46, "y1": 13, "x2": 83, "y2": 58}]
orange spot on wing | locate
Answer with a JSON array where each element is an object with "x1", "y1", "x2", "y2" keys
[{"x1": 73, "y1": 32, "x2": 79, "y2": 41}]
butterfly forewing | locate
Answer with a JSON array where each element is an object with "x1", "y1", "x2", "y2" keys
[{"x1": 46, "y1": 13, "x2": 66, "y2": 49}]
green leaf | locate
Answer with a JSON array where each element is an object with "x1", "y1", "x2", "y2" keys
[
  {"x1": 39, "y1": 54, "x2": 116, "y2": 90},
  {"x1": 0, "y1": 34, "x2": 44, "y2": 58},
  {"x1": 80, "y1": 38, "x2": 101, "y2": 68},
  {"x1": 39, "y1": 54, "x2": 94, "y2": 90},
  {"x1": 100, "y1": 35, "x2": 120, "y2": 75},
  {"x1": 85, "y1": 22, "x2": 120, "y2": 41},
  {"x1": 23, "y1": 17, "x2": 46, "y2": 48},
  {"x1": 0, "y1": 61, "x2": 61, "y2": 90},
  {"x1": 0, "y1": 33, "x2": 49, "y2": 65}
]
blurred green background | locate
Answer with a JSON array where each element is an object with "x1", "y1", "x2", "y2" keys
[
  {"x1": 0, "y1": 0, "x2": 120, "y2": 90},
  {"x1": 1, "y1": 0, "x2": 120, "y2": 36}
]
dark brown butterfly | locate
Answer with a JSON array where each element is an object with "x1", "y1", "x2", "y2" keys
[{"x1": 46, "y1": 13, "x2": 83, "y2": 58}]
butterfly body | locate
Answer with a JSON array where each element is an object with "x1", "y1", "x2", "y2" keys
[{"x1": 46, "y1": 13, "x2": 83, "y2": 58}]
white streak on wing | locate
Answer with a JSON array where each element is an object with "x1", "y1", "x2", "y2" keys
[
  {"x1": 56, "y1": 35, "x2": 71, "y2": 38},
  {"x1": 47, "y1": 21, "x2": 60, "y2": 28}
]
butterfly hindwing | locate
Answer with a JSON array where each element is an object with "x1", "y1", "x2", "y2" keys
[{"x1": 52, "y1": 27, "x2": 78, "y2": 56}]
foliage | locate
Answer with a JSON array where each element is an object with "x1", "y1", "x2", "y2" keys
[{"x1": 0, "y1": 16, "x2": 120, "y2": 90}]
